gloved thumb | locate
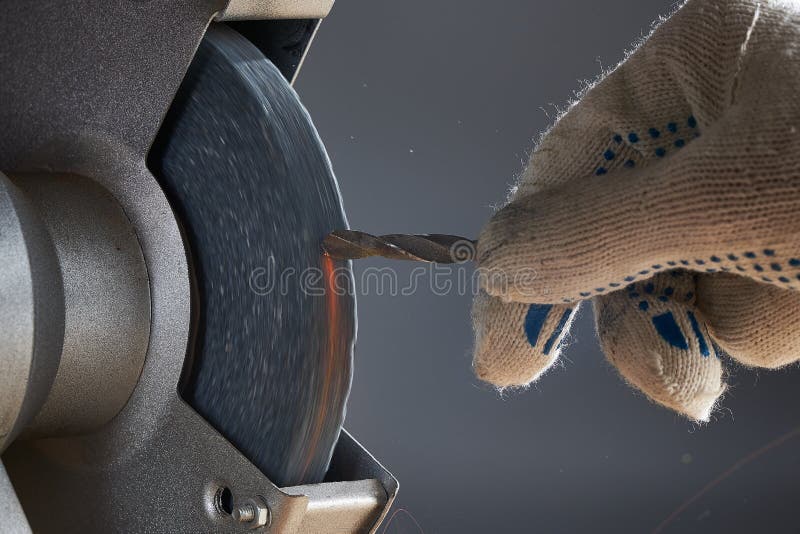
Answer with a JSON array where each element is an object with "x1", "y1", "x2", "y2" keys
[
  {"x1": 475, "y1": 0, "x2": 800, "y2": 305},
  {"x1": 477, "y1": 132, "x2": 800, "y2": 304}
]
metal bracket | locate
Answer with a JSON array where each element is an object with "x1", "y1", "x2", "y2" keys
[
  {"x1": 216, "y1": 0, "x2": 334, "y2": 21},
  {"x1": 5, "y1": 400, "x2": 396, "y2": 533}
]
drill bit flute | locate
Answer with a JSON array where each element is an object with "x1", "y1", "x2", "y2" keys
[{"x1": 323, "y1": 229, "x2": 477, "y2": 263}]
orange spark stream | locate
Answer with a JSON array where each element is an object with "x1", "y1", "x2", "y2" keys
[{"x1": 299, "y1": 254, "x2": 340, "y2": 482}]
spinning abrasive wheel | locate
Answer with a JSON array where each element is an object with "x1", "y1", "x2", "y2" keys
[
  {"x1": 0, "y1": 3, "x2": 395, "y2": 533},
  {"x1": 154, "y1": 25, "x2": 355, "y2": 489}
]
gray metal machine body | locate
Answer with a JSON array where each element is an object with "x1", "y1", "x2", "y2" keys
[{"x1": 0, "y1": 1, "x2": 397, "y2": 532}]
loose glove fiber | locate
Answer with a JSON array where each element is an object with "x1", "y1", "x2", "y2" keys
[{"x1": 473, "y1": 0, "x2": 800, "y2": 420}]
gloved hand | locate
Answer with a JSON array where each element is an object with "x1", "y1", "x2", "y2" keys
[{"x1": 472, "y1": 0, "x2": 800, "y2": 421}]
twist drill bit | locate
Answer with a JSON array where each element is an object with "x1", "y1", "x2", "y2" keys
[{"x1": 323, "y1": 229, "x2": 477, "y2": 263}]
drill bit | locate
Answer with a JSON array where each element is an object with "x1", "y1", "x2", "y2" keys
[{"x1": 323, "y1": 229, "x2": 477, "y2": 263}]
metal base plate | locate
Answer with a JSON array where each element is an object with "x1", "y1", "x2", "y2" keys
[{"x1": 150, "y1": 24, "x2": 356, "y2": 487}]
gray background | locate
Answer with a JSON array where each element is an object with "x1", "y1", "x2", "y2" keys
[{"x1": 295, "y1": 1, "x2": 800, "y2": 532}]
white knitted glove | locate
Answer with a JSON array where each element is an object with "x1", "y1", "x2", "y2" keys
[{"x1": 473, "y1": 0, "x2": 800, "y2": 421}]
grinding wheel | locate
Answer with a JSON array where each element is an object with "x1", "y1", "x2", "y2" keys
[{"x1": 150, "y1": 25, "x2": 355, "y2": 487}]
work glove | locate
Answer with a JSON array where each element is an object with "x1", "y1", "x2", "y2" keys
[{"x1": 472, "y1": 0, "x2": 800, "y2": 421}]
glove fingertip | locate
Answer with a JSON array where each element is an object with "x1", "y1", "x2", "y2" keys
[
  {"x1": 596, "y1": 273, "x2": 727, "y2": 422},
  {"x1": 472, "y1": 296, "x2": 577, "y2": 388}
]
